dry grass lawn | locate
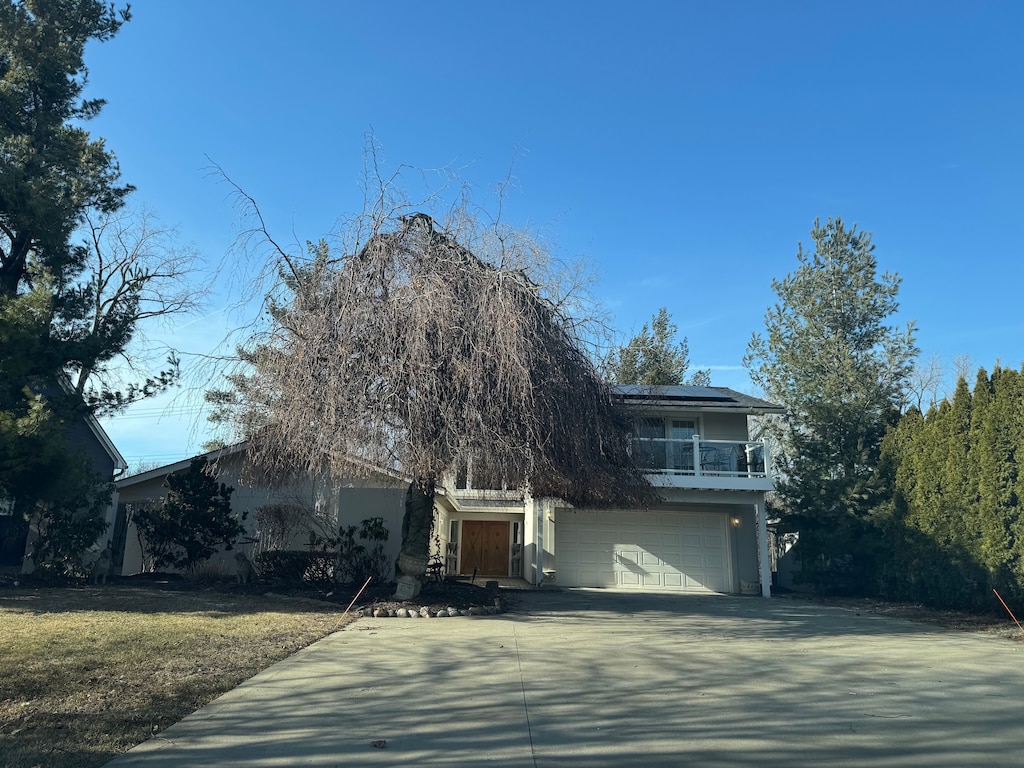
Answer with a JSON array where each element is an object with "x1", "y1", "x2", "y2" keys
[{"x1": 0, "y1": 586, "x2": 352, "y2": 768}]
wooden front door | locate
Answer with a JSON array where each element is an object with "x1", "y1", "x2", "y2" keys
[{"x1": 460, "y1": 521, "x2": 510, "y2": 577}]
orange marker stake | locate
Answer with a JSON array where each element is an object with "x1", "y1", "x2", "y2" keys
[
  {"x1": 343, "y1": 576, "x2": 374, "y2": 618},
  {"x1": 992, "y1": 588, "x2": 1024, "y2": 636}
]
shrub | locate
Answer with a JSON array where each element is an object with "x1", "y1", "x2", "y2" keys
[
  {"x1": 30, "y1": 493, "x2": 112, "y2": 579},
  {"x1": 255, "y1": 550, "x2": 314, "y2": 582},
  {"x1": 134, "y1": 458, "x2": 245, "y2": 572},
  {"x1": 335, "y1": 516, "x2": 390, "y2": 585},
  {"x1": 254, "y1": 503, "x2": 308, "y2": 552}
]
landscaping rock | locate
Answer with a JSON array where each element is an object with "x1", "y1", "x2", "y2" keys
[
  {"x1": 395, "y1": 608, "x2": 408, "y2": 618},
  {"x1": 419, "y1": 607, "x2": 431, "y2": 618}
]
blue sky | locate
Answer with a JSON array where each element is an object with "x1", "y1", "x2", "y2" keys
[{"x1": 84, "y1": 1, "x2": 1024, "y2": 470}]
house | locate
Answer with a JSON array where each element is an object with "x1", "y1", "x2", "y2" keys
[
  {"x1": 115, "y1": 385, "x2": 783, "y2": 596},
  {"x1": 437, "y1": 385, "x2": 783, "y2": 596},
  {"x1": 114, "y1": 443, "x2": 408, "y2": 577},
  {"x1": 0, "y1": 409, "x2": 128, "y2": 573}
]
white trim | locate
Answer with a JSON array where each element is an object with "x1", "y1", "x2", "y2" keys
[
  {"x1": 647, "y1": 473, "x2": 775, "y2": 492},
  {"x1": 756, "y1": 501, "x2": 771, "y2": 598},
  {"x1": 536, "y1": 498, "x2": 545, "y2": 586}
]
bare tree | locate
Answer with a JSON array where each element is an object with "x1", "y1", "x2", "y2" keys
[
  {"x1": 953, "y1": 354, "x2": 973, "y2": 384},
  {"x1": 70, "y1": 207, "x2": 206, "y2": 405},
  {"x1": 905, "y1": 354, "x2": 945, "y2": 412},
  {"x1": 214, "y1": 174, "x2": 653, "y2": 597}
]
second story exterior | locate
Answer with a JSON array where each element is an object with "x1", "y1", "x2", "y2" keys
[{"x1": 615, "y1": 384, "x2": 784, "y2": 493}]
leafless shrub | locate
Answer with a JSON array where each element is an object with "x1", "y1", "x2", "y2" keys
[{"x1": 253, "y1": 503, "x2": 309, "y2": 553}]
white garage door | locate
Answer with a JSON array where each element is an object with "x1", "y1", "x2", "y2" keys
[{"x1": 555, "y1": 509, "x2": 731, "y2": 593}]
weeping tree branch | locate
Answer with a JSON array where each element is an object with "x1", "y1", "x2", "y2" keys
[
  {"x1": 228, "y1": 211, "x2": 651, "y2": 506},
  {"x1": 211, "y1": 155, "x2": 653, "y2": 594}
]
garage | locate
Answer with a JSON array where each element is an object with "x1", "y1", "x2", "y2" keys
[{"x1": 554, "y1": 509, "x2": 731, "y2": 592}]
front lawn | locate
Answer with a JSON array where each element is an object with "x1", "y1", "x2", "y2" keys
[{"x1": 0, "y1": 586, "x2": 351, "y2": 768}]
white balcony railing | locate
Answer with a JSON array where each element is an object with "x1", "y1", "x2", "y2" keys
[{"x1": 633, "y1": 435, "x2": 769, "y2": 479}]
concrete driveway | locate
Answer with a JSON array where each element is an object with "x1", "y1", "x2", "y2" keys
[{"x1": 107, "y1": 590, "x2": 1024, "y2": 767}]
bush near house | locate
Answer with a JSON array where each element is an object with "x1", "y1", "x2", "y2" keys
[
  {"x1": 255, "y1": 517, "x2": 391, "y2": 586},
  {"x1": 133, "y1": 458, "x2": 246, "y2": 572}
]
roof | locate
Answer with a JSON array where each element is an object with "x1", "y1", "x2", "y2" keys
[
  {"x1": 115, "y1": 442, "x2": 248, "y2": 489},
  {"x1": 115, "y1": 440, "x2": 409, "y2": 489},
  {"x1": 612, "y1": 385, "x2": 784, "y2": 414},
  {"x1": 85, "y1": 411, "x2": 128, "y2": 473},
  {"x1": 51, "y1": 375, "x2": 128, "y2": 473}
]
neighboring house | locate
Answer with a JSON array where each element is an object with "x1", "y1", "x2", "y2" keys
[
  {"x1": 438, "y1": 385, "x2": 783, "y2": 596},
  {"x1": 0, "y1": 410, "x2": 128, "y2": 573},
  {"x1": 115, "y1": 385, "x2": 783, "y2": 596},
  {"x1": 114, "y1": 443, "x2": 408, "y2": 576}
]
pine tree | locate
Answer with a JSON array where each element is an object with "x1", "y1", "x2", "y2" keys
[
  {"x1": 745, "y1": 218, "x2": 917, "y2": 593},
  {"x1": 1, "y1": 1, "x2": 132, "y2": 296},
  {"x1": 608, "y1": 307, "x2": 709, "y2": 386},
  {"x1": 0, "y1": 2, "x2": 178, "y2": 567},
  {"x1": 974, "y1": 367, "x2": 1023, "y2": 591}
]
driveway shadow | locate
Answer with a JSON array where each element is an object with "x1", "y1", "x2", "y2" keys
[
  {"x1": 510, "y1": 588, "x2": 946, "y2": 640},
  {"x1": 106, "y1": 587, "x2": 1024, "y2": 767}
]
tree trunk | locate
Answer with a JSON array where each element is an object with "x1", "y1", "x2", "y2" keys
[{"x1": 393, "y1": 477, "x2": 434, "y2": 599}]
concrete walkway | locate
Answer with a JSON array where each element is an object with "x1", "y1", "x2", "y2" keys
[{"x1": 107, "y1": 590, "x2": 1024, "y2": 767}]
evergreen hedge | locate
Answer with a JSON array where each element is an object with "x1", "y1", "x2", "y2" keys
[{"x1": 874, "y1": 366, "x2": 1024, "y2": 611}]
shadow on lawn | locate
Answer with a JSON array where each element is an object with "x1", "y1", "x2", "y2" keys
[{"x1": 0, "y1": 577, "x2": 496, "y2": 616}]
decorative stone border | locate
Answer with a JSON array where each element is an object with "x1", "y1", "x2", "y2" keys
[{"x1": 352, "y1": 604, "x2": 502, "y2": 618}]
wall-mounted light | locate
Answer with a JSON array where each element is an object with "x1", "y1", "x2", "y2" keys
[{"x1": 730, "y1": 516, "x2": 741, "y2": 527}]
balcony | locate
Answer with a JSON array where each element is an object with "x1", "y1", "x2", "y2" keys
[{"x1": 633, "y1": 435, "x2": 774, "y2": 492}]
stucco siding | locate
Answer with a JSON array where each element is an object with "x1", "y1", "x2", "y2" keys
[
  {"x1": 116, "y1": 453, "x2": 406, "y2": 576},
  {"x1": 700, "y1": 412, "x2": 751, "y2": 441}
]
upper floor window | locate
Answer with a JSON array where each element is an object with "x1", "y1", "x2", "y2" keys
[
  {"x1": 634, "y1": 417, "x2": 698, "y2": 471},
  {"x1": 636, "y1": 417, "x2": 698, "y2": 439}
]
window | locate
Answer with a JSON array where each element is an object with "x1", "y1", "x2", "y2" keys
[
  {"x1": 633, "y1": 416, "x2": 701, "y2": 472},
  {"x1": 669, "y1": 419, "x2": 696, "y2": 471},
  {"x1": 671, "y1": 419, "x2": 696, "y2": 439},
  {"x1": 636, "y1": 417, "x2": 666, "y2": 469}
]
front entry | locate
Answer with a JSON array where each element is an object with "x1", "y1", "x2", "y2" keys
[{"x1": 460, "y1": 520, "x2": 510, "y2": 577}]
